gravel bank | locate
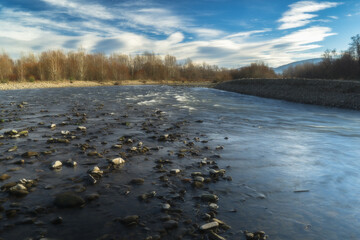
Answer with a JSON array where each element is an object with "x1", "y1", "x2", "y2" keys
[{"x1": 214, "y1": 78, "x2": 360, "y2": 110}]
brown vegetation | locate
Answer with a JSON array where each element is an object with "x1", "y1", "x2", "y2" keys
[
  {"x1": 283, "y1": 35, "x2": 360, "y2": 80},
  {"x1": 0, "y1": 50, "x2": 233, "y2": 83}
]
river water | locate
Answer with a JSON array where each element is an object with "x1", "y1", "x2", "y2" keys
[{"x1": 0, "y1": 85, "x2": 359, "y2": 240}]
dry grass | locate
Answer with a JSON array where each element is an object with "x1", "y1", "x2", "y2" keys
[{"x1": 0, "y1": 80, "x2": 212, "y2": 90}]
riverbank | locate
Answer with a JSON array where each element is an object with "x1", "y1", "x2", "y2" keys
[
  {"x1": 214, "y1": 78, "x2": 360, "y2": 110},
  {"x1": 0, "y1": 80, "x2": 212, "y2": 90}
]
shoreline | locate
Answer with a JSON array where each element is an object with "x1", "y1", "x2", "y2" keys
[
  {"x1": 0, "y1": 80, "x2": 213, "y2": 90},
  {"x1": 214, "y1": 78, "x2": 360, "y2": 110}
]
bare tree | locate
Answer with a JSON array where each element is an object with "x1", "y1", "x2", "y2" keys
[
  {"x1": 349, "y1": 34, "x2": 360, "y2": 63},
  {"x1": 0, "y1": 52, "x2": 13, "y2": 80}
]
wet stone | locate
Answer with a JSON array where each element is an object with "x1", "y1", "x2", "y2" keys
[
  {"x1": 110, "y1": 157, "x2": 125, "y2": 165},
  {"x1": 201, "y1": 194, "x2": 219, "y2": 203},
  {"x1": 200, "y1": 221, "x2": 219, "y2": 231},
  {"x1": 130, "y1": 178, "x2": 145, "y2": 185},
  {"x1": 54, "y1": 192, "x2": 85, "y2": 208},
  {"x1": 77, "y1": 126, "x2": 87, "y2": 131},
  {"x1": 22, "y1": 151, "x2": 39, "y2": 158},
  {"x1": 164, "y1": 220, "x2": 178, "y2": 230},
  {"x1": 50, "y1": 161, "x2": 62, "y2": 169},
  {"x1": 51, "y1": 216, "x2": 63, "y2": 225},
  {"x1": 9, "y1": 184, "x2": 29, "y2": 197},
  {"x1": 170, "y1": 169, "x2": 180, "y2": 174},
  {"x1": 0, "y1": 174, "x2": 11, "y2": 181},
  {"x1": 85, "y1": 193, "x2": 100, "y2": 201},
  {"x1": 120, "y1": 215, "x2": 139, "y2": 226}
]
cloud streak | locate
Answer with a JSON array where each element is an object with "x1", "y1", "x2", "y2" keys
[{"x1": 278, "y1": 1, "x2": 342, "y2": 30}]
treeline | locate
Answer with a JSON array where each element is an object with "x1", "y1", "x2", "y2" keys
[
  {"x1": 0, "y1": 50, "x2": 232, "y2": 82},
  {"x1": 229, "y1": 62, "x2": 277, "y2": 79},
  {"x1": 283, "y1": 34, "x2": 360, "y2": 80}
]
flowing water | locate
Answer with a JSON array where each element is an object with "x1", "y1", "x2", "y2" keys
[{"x1": 0, "y1": 85, "x2": 359, "y2": 240}]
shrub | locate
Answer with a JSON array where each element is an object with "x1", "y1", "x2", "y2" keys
[{"x1": 28, "y1": 76, "x2": 35, "y2": 82}]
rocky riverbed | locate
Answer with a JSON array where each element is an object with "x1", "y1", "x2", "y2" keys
[
  {"x1": 215, "y1": 78, "x2": 360, "y2": 110},
  {"x1": 0, "y1": 86, "x2": 268, "y2": 240}
]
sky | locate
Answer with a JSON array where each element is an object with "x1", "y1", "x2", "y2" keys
[{"x1": 0, "y1": 0, "x2": 359, "y2": 68}]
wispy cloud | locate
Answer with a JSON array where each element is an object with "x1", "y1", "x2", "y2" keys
[
  {"x1": 41, "y1": 0, "x2": 115, "y2": 20},
  {"x1": 278, "y1": 1, "x2": 342, "y2": 30}
]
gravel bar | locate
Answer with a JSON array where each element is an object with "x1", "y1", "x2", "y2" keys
[{"x1": 214, "y1": 78, "x2": 360, "y2": 110}]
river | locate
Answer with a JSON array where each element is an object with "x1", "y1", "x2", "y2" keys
[{"x1": 0, "y1": 85, "x2": 359, "y2": 239}]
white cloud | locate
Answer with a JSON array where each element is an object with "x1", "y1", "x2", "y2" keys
[
  {"x1": 278, "y1": 1, "x2": 342, "y2": 30},
  {"x1": 41, "y1": 0, "x2": 115, "y2": 20}
]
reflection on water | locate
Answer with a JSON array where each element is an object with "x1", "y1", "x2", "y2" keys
[{"x1": 1, "y1": 85, "x2": 360, "y2": 239}]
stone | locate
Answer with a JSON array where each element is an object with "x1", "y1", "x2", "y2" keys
[
  {"x1": 120, "y1": 215, "x2": 139, "y2": 225},
  {"x1": 164, "y1": 220, "x2": 178, "y2": 229},
  {"x1": 7, "y1": 146, "x2": 18, "y2": 152},
  {"x1": 77, "y1": 126, "x2": 86, "y2": 131},
  {"x1": 18, "y1": 130, "x2": 28, "y2": 137},
  {"x1": 61, "y1": 130, "x2": 70, "y2": 135},
  {"x1": 0, "y1": 174, "x2": 11, "y2": 181},
  {"x1": 209, "y1": 203, "x2": 219, "y2": 210},
  {"x1": 5, "y1": 130, "x2": 18, "y2": 136},
  {"x1": 111, "y1": 144, "x2": 122, "y2": 149},
  {"x1": 200, "y1": 221, "x2": 219, "y2": 230},
  {"x1": 170, "y1": 169, "x2": 180, "y2": 174},
  {"x1": 54, "y1": 192, "x2": 85, "y2": 208},
  {"x1": 209, "y1": 231, "x2": 226, "y2": 240},
  {"x1": 201, "y1": 194, "x2": 219, "y2": 203},
  {"x1": 85, "y1": 193, "x2": 100, "y2": 201},
  {"x1": 9, "y1": 184, "x2": 29, "y2": 197},
  {"x1": 110, "y1": 157, "x2": 125, "y2": 165},
  {"x1": 91, "y1": 166, "x2": 103, "y2": 175},
  {"x1": 139, "y1": 191, "x2": 156, "y2": 201},
  {"x1": 51, "y1": 216, "x2": 63, "y2": 224},
  {"x1": 130, "y1": 178, "x2": 145, "y2": 185},
  {"x1": 22, "y1": 151, "x2": 39, "y2": 158},
  {"x1": 51, "y1": 161, "x2": 62, "y2": 169},
  {"x1": 50, "y1": 124, "x2": 56, "y2": 129},
  {"x1": 194, "y1": 176, "x2": 205, "y2": 182},
  {"x1": 191, "y1": 172, "x2": 203, "y2": 176},
  {"x1": 64, "y1": 160, "x2": 77, "y2": 167},
  {"x1": 162, "y1": 203, "x2": 171, "y2": 210}
]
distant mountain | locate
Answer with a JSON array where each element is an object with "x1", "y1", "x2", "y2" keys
[{"x1": 273, "y1": 58, "x2": 322, "y2": 74}]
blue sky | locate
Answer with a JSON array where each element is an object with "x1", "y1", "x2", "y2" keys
[{"x1": 0, "y1": 0, "x2": 359, "y2": 67}]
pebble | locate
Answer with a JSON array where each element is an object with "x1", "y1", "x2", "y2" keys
[
  {"x1": 164, "y1": 220, "x2": 178, "y2": 229},
  {"x1": 209, "y1": 203, "x2": 219, "y2": 210},
  {"x1": 120, "y1": 215, "x2": 139, "y2": 225},
  {"x1": 201, "y1": 194, "x2": 219, "y2": 203},
  {"x1": 130, "y1": 178, "x2": 145, "y2": 185},
  {"x1": 170, "y1": 169, "x2": 180, "y2": 174},
  {"x1": 77, "y1": 126, "x2": 87, "y2": 131},
  {"x1": 91, "y1": 166, "x2": 103, "y2": 175},
  {"x1": 50, "y1": 161, "x2": 62, "y2": 169},
  {"x1": 85, "y1": 193, "x2": 100, "y2": 201},
  {"x1": 9, "y1": 184, "x2": 29, "y2": 196},
  {"x1": 51, "y1": 216, "x2": 63, "y2": 224},
  {"x1": 200, "y1": 221, "x2": 219, "y2": 230},
  {"x1": 0, "y1": 174, "x2": 11, "y2": 181},
  {"x1": 21, "y1": 151, "x2": 39, "y2": 158},
  {"x1": 50, "y1": 124, "x2": 56, "y2": 129},
  {"x1": 110, "y1": 157, "x2": 125, "y2": 165},
  {"x1": 162, "y1": 203, "x2": 171, "y2": 210},
  {"x1": 194, "y1": 176, "x2": 205, "y2": 182}
]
